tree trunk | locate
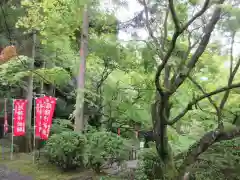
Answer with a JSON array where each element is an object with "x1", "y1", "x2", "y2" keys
[
  {"x1": 151, "y1": 92, "x2": 177, "y2": 179},
  {"x1": 75, "y1": 5, "x2": 89, "y2": 131},
  {"x1": 24, "y1": 31, "x2": 36, "y2": 152}
]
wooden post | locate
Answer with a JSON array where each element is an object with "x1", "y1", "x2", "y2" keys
[{"x1": 75, "y1": 5, "x2": 89, "y2": 131}]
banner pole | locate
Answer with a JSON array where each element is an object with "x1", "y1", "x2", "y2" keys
[
  {"x1": 10, "y1": 99, "x2": 14, "y2": 160},
  {"x1": 2, "y1": 98, "x2": 7, "y2": 160},
  {"x1": 3, "y1": 98, "x2": 8, "y2": 160},
  {"x1": 38, "y1": 95, "x2": 44, "y2": 159},
  {"x1": 1, "y1": 124, "x2": 4, "y2": 160},
  {"x1": 33, "y1": 97, "x2": 36, "y2": 163}
]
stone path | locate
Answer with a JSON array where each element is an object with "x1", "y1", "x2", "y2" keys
[
  {"x1": 0, "y1": 165, "x2": 33, "y2": 180},
  {"x1": 103, "y1": 160, "x2": 139, "y2": 175},
  {"x1": 125, "y1": 160, "x2": 139, "y2": 169}
]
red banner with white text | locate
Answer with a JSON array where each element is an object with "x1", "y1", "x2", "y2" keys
[
  {"x1": 35, "y1": 96, "x2": 56, "y2": 140},
  {"x1": 40, "y1": 96, "x2": 56, "y2": 140},
  {"x1": 35, "y1": 97, "x2": 45, "y2": 137},
  {"x1": 13, "y1": 99, "x2": 27, "y2": 136}
]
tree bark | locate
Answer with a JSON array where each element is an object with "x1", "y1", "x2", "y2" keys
[
  {"x1": 151, "y1": 92, "x2": 177, "y2": 179},
  {"x1": 26, "y1": 31, "x2": 36, "y2": 127},
  {"x1": 23, "y1": 31, "x2": 36, "y2": 152},
  {"x1": 75, "y1": 5, "x2": 89, "y2": 131},
  {"x1": 176, "y1": 127, "x2": 240, "y2": 179}
]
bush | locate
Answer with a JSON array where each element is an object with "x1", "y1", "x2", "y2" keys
[
  {"x1": 135, "y1": 148, "x2": 163, "y2": 180},
  {"x1": 50, "y1": 119, "x2": 73, "y2": 135},
  {"x1": 84, "y1": 131, "x2": 128, "y2": 173},
  {"x1": 44, "y1": 131, "x2": 86, "y2": 170}
]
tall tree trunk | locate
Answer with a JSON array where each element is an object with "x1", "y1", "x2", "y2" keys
[
  {"x1": 75, "y1": 5, "x2": 89, "y2": 131},
  {"x1": 24, "y1": 31, "x2": 36, "y2": 152},
  {"x1": 40, "y1": 61, "x2": 45, "y2": 94},
  {"x1": 151, "y1": 92, "x2": 177, "y2": 179},
  {"x1": 26, "y1": 31, "x2": 36, "y2": 126}
]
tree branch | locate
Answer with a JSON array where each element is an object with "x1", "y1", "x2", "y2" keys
[
  {"x1": 229, "y1": 32, "x2": 235, "y2": 73},
  {"x1": 187, "y1": 76, "x2": 226, "y2": 129},
  {"x1": 168, "y1": 0, "x2": 180, "y2": 31},
  {"x1": 171, "y1": 24, "x2": 204, "y2": 85},
  {"x1": 162, "y1": 8, "x2": 169, "y2": 51},
  {"x1": 169, "y1": 82, "x2": 240, "y2": 125},
  {"x1": 164, "y1": 65, "x2": 171, "y2": 90},
  {"x1": 219, "y1": 35, "x2": 238, "y2": 112},
  {"x1": 188, "y1": 76, "x2": 220, "y2": 118},
  {"x1": 217, "y1": 34, "x2": 238, "y2": 128},
  {"x1": 173, "y1": 0, "x2": 225, "y2": 90},
  {"x1": 181, "y1": 0, "x2": 210, "y2": 31},
  {"x1": 176, "y1": 127, "x2": 240, "y2": 178},
  {"x1": 139, "y1": 0, "x2": 164, "y2": 59},
  {"x1": 155, "y1": 0, "x2": 212, "y2": 95}
]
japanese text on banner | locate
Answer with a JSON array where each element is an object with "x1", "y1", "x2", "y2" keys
[
  {"x1": 40, "y1": 96, "x2": 56, "y2": 140},
  {"x1": 13, "y1": 99, "x2": 27, "y2": 136},
  {"x1": 35, "y1": 97, "x2": 45, "y2": 137}
]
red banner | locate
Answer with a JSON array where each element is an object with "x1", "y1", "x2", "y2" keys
[
  {"x1": 40, "y1": 96, "x2": 56, "y2": 140},
  {"x1": 35, "y1": 96, "x2": 56, "y2": 140},
  {"x1": 13, "y1": 99, "x2": 27, "y2": 136},
  {"x1": 35, "y1": 97, "x2": 45, "y2": 137}
]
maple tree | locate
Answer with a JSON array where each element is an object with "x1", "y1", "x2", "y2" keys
[{"x1": 0, "y1": 45, "x2": 17, "y2": 65}]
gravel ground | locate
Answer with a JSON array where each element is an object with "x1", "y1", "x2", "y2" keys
[{"x1": 0, "y1": 165, "x2": 33, "y2": 180}]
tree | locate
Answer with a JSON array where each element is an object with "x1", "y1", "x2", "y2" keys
[
  {"x1": 12, "y1": 0, "x2": 134, "y2": 132},
  {"x1": 1, "y1": 0, "x2": 240, "y2": 178},
  {"x1": 131, "y1": 0, "x2": 240, "y2": 178},
  {"x1": 74, "y1": 6, "x2": 89, "y2": 132}
]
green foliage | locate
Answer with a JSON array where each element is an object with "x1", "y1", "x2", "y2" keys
[
  {"x1": 135, "y1": 148, "x2": 163, "y2": 180},
  {"x1": 50, "y1": 119, "x2": 73, "y2": 135},
  {"x1": 34, "y1": 67, "x2": 71, "y2": 86},
  {"x1": 1, "y1": 0, "x2": 240, "y2": 179},
  {"x1": 0, "y1": 56, "x2": 31, "y2": 87},
  {"x1": 220, "y1": 5, "x2": 240, "y2": 32},
  {"x1": 141, "y1": 46, "x2": 156, "y2": 72},
  {"x1": 44, "y1": 131, "x2": 86, "y2": 170},
  {"x1": 191, "y1": 139, "x2": 240, "y2": 179},
  {"x1": 83, "y1": 131, "x2": 128, "y2": 173}
]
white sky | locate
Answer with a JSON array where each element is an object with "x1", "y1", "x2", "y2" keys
[
  {"x1": 115, "y1": 1, "x2": 146, "y2": 40},
  {"x1": 102, "y1": 0, "x2": 146, "y2": 40},
  {"x1": 102, "y1": 0, "x2": 240, "y2": 58}
]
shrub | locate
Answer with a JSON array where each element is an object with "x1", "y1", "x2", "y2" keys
[
  {"x1": 135, "y1": 148, "x2": 163, "y2": 180},
  {"x1": 84, "y1": 131, "x2": 128, "y2": 173},
  {"x1": 44, "y1": 131, "x2": 86, "y2": 170},
  {"x1": 50, "y1": 119, "x2": 73, "y2": 135}
]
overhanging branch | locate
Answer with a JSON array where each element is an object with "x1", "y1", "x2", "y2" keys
[
  {"x1": 176, "y1": 127, "x2": 240, "y2": 178},
  {"x1": 188, "y1": 76, "x2": 222, "y2": 126},
  {"x1": 181, "y1": 0, "x2": 210, "y2": 31},
  {"x1": 169, "y1": 82, "x2": 240, "y2": 125}
]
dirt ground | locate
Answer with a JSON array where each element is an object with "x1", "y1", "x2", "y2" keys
[
  {"x1": 0, "y1": 165, "x2": 33, "y2": 180},
  {"x1": 0, "y1": 152, "x2": 98, "y2": 180}
]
